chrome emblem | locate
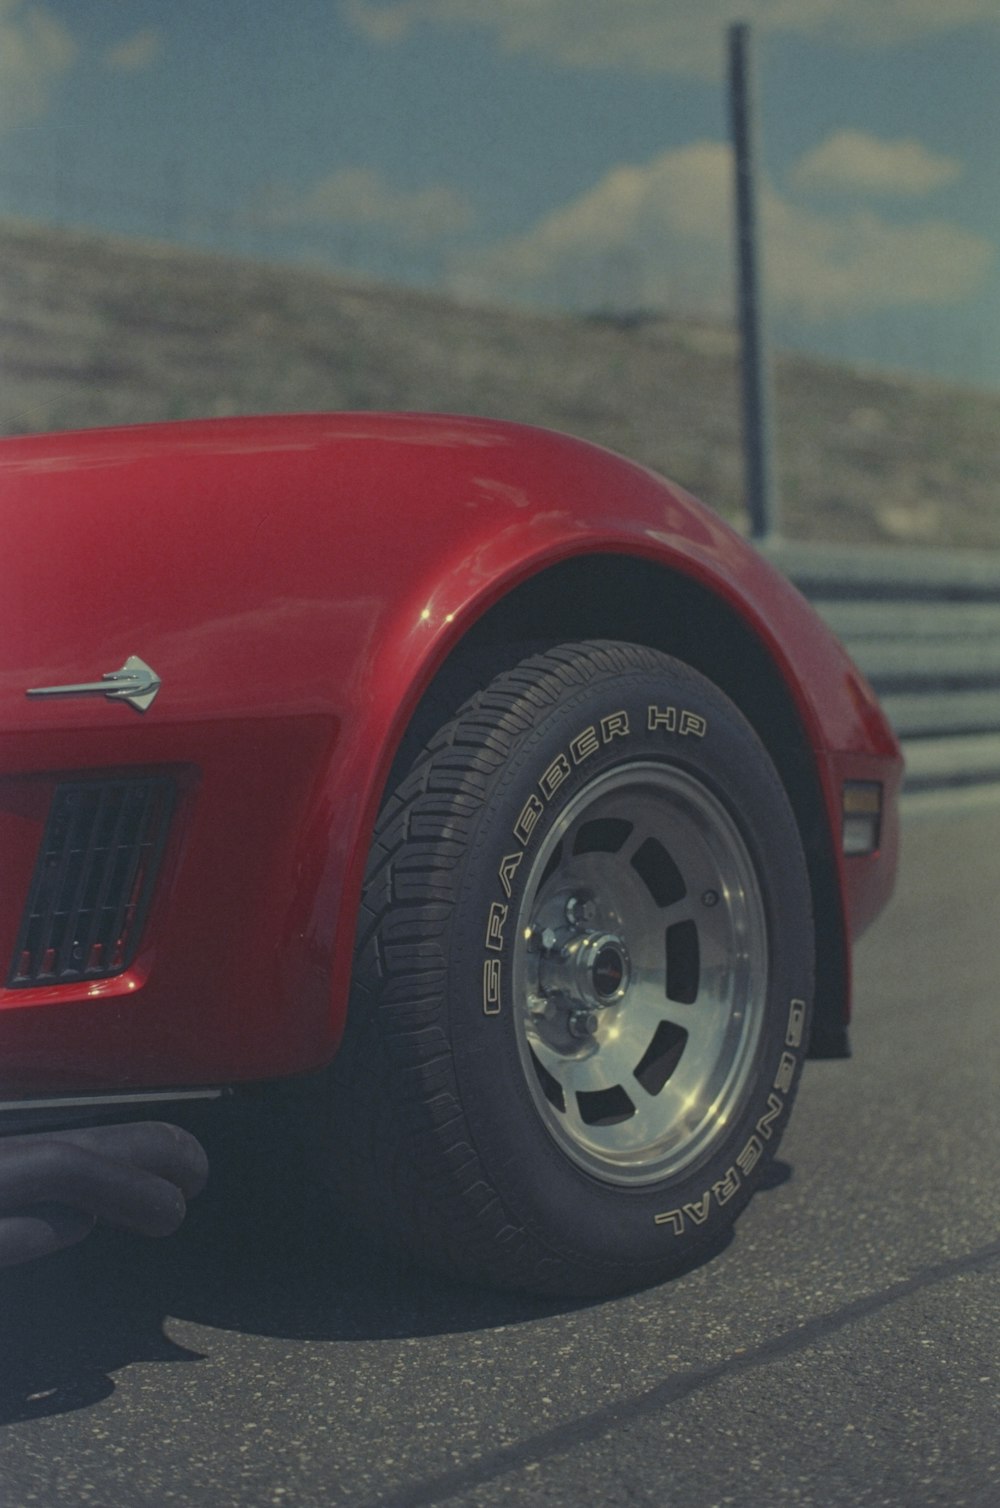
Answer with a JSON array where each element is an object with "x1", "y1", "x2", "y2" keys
[{"x1": 26, "y1": 656, "x2": 162, "y2": 713}]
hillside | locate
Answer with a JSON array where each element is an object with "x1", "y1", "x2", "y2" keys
[{"x1": 3, "y1": 218, "x2": 999, "y2": 549}]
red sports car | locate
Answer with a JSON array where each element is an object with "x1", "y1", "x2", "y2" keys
[{"x1": 0, "y1": 413, "x2": 901, "y2": 1292}]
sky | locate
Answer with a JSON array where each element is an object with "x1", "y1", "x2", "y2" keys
[{"x1": 2, "y1": 0, "x2": 999, "y2": 390}]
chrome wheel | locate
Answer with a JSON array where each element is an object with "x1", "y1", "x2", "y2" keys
[{"x1": 513, "y1": 761, "x2": 769, "y2": 1186}]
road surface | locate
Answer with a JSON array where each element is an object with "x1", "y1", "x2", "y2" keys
[{"x1": 2, "y1": 790, "x2": 998, "y2": 1507}]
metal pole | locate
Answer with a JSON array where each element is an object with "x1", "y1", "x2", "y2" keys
[{"x1": 728, "y1": 22, "x2": 778, "y2": 540}]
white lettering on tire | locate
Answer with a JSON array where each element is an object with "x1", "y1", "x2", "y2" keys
[{"x1": 652, "y1": 997, "x2": 809, "y2": 1232}]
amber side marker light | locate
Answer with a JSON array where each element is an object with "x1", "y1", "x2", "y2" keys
[{"x1": 842, "y1": 782, "x2": 883, "y2": 856}]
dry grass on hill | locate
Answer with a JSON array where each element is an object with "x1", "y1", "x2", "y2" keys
[{"x1": 3, "y1": 218, "x2": 999, "y2": 549}]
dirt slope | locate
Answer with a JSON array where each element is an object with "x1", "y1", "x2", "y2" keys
[{"x1": 3, "y1": 218, "x2": 999, "y2": 548}]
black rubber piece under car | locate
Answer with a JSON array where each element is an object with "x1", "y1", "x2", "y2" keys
[{"x1": 0, "y1": 1121, "x2": 209, "y2": 1266}]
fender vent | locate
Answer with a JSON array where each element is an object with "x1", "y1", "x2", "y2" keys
[{"x1": 9, "y1": 777, "x2": 175, "y2": 988}]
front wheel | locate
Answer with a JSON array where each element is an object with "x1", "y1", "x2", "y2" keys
[{"x1": 324, "y1": 640, "x2": 814, "y2": 1295}]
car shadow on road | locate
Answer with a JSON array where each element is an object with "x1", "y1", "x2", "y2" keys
[{"x1": 0, "y1": 1102, "x2": 787, "y2": 1427}]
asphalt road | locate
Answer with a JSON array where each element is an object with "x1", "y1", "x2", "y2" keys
[{"x1": 2, "y1": 791, "x2": 999, "y2": 1507}]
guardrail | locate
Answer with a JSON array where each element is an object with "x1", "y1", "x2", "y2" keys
[{"x1": 763, "y1": 542, "x2": 1000, "y2": 793}]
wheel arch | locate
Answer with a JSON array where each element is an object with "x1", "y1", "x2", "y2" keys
[{"x1": 383, "y1": 551, "x2": 849, "y2": 1058}]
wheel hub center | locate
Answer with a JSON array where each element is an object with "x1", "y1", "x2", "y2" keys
[
  {"x1": 538, "y1": 929, "x2": 631, "y2": 1011},
  {"x1": 592, "y1": 943, "x2": 625, "y2": 999}
]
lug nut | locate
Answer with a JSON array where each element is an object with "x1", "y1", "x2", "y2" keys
[
  {"x1": 527, "y1": 925, "x2": 560, "y2": 954},
  {"x1": 568, "y1": 1008, "x2": 599, "y2": 1038},
  {"x1": 566, "y1": 896, "x2": 596, "y2": 928}
]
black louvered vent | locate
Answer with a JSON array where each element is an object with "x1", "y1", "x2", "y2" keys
[{"x1": 9, "y1": 777, "x2": 175, "y2": 987}]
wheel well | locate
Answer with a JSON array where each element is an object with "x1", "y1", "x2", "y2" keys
[{"x1": 391, "y1": 553, "x2": 849, "y2": 1058}]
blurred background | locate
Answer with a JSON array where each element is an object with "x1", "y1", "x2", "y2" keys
[{"x1": 2, "y1": 0, "x2": 998, "y2": 547}]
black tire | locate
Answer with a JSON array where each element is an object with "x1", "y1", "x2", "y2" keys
[{"x1": 323, "y1": 640, "x2": 814, "y2": 1296}]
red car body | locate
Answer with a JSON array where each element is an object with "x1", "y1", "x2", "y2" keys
[{"x1": 1, "y1": 412, "x2": 901, "y2": 1105}]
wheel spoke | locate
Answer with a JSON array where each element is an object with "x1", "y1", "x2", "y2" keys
[
  {"x1": 622, "y1": 979, "x2": 694, "y2": 1038},
  {"x1": 563, "y1": 1030, "x2": 643, "y2": 1096},
  {"x1": 577, "y1": 1080, "x2": 692, "y2": 1159}
]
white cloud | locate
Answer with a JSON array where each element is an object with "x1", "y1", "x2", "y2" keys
[
  {"x1": 453, "y1": 143, "x2": 734, "y2": 314},
  {"x1": 346, "y1": 0, "x2": 999, "y2": 77},
  {"x1": 0, "y1": 0, "x2": 75, "y2": 130},
  {"x1": 259, "y1": 167, "x2": 475, "y2": 244},
  {"x1": 105, "y1": 27, "x2": 164, "y2": 73},
  {"x1": 764, "y1": 193, "x2": 993, "y2": 319},
  {"x1": 812, "y1": 0, "x2": 999, "y2": 48},
  {"x1": 343, "y1": 0, "x2": 414, "y2": 44},
  {"x1": 793, "y1": 130, "x2": 963, "y2": 196},
  {"x1": 451, "y1": 142, "x2": 994, "y2": 321}
]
